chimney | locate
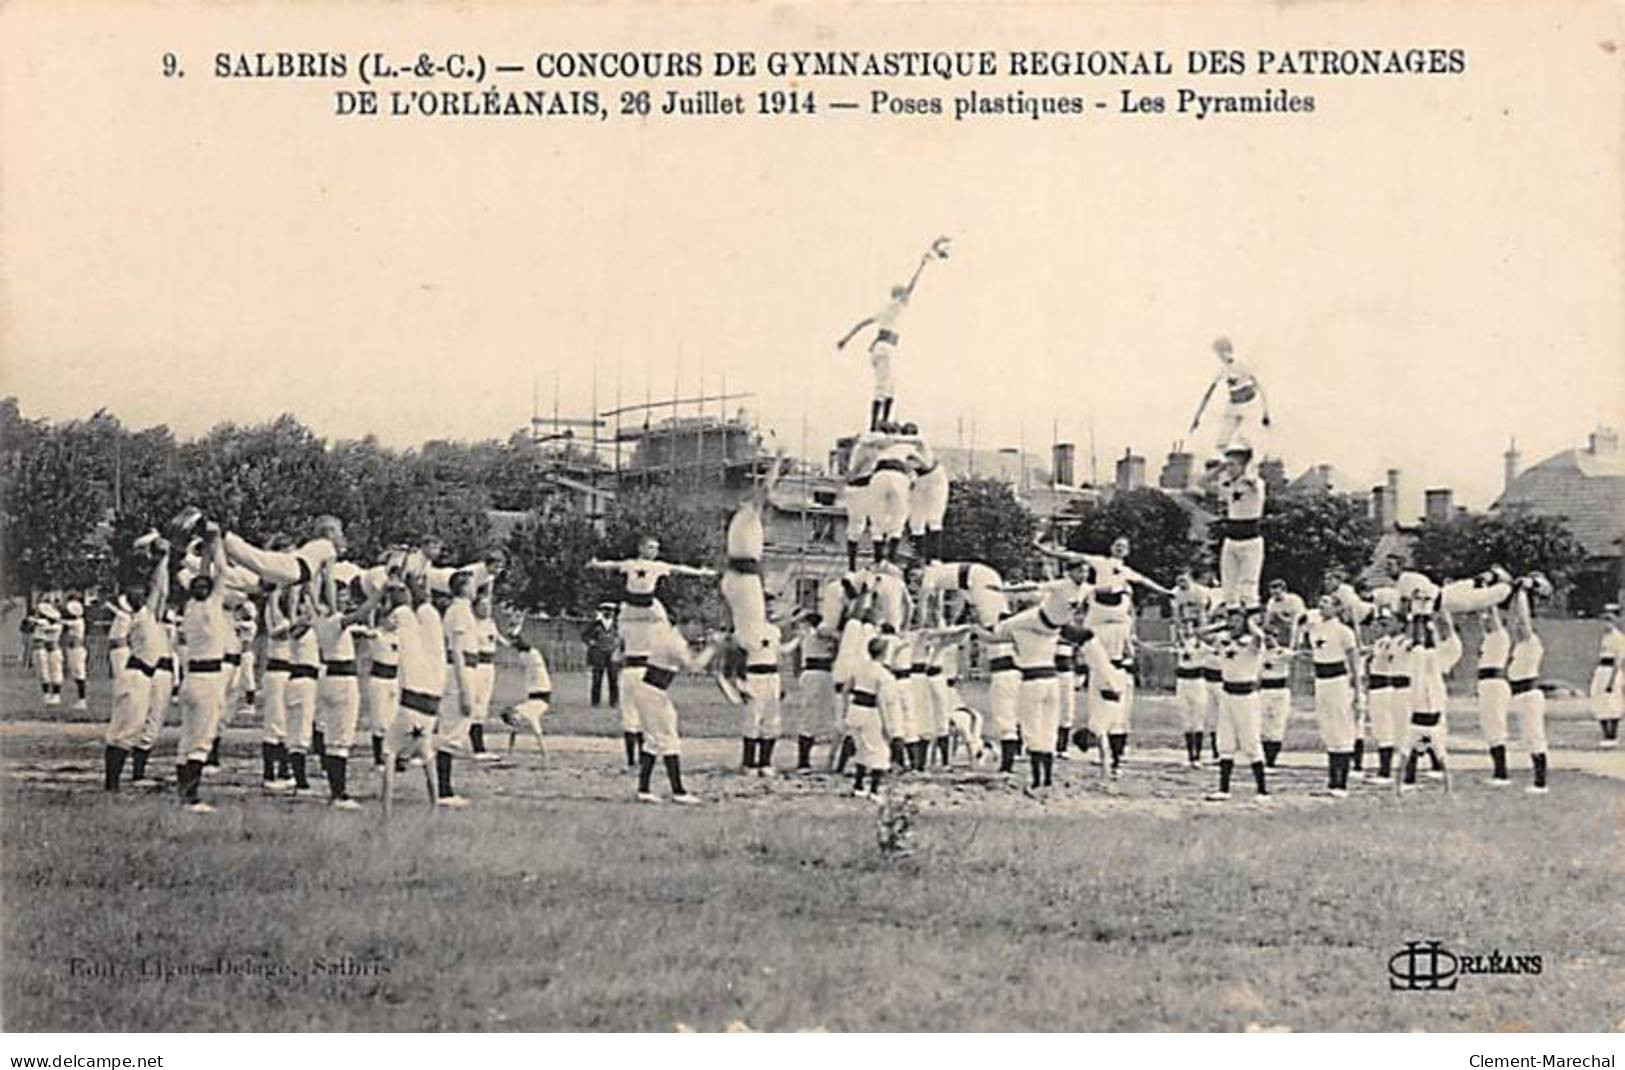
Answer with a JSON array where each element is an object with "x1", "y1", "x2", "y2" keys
[
  {"x1": 1258, "y1": 457, "x2": 1287, "y2": 497},
  {"x1": 1115, "y1": 448, "x2": 1146, "y2": 492},
  {"x1": 830, "y1": 436, "x2": 855, "y2": 476},
  {"x1": 1503, "y1": 437, "x2": 1521, "y2": 493},
  {"x1": 1316, "y1": 463, "x2": 1333, "y2": 489},
  {"x1": 1371, "y1": 484, "x2": 1389, "y2": 530},
  {"x1": 1052, "y1": 442, "x2": 1076, "y2": 487},
  {"x1": 1159, "y1": 445, "x2": 1194, "y2": 491},
  {"x1": 1385, "y1": 468, "x2": 1402, "y2": 524},
  {"x1": 1424, "y1": 487, "x2": 1454, "y2": 524},
  {"x1": 1587, "y1": 425, "x2": 1619, "y2": 456}
]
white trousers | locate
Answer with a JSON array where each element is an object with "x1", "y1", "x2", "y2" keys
[
  {"x1": 1217, "y1": 691, "x2": 1263, "y2": 765},
  {"x1": 1017, "y1": 677, "x2": 1059, "y2": 753},
  {"x1": 1478, "y1": 678, "x2": 1510, "y2": 747},
  {"x1": 1220, "y1": 536, "x2": 1264, "y2": 608},
  {"x1": 1313, "y1": 675, "x2": 1355, "y2": 752},
  {"x1": 178, "y1": 670, "x2": 226, "y2": 763}
]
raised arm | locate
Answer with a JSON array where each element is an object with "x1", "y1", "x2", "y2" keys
[
  {"x1": 901, "y1": 236, "x2": 950, "y2": 298},
  {"x1": 835, "y1": 315, "x2": 876, "y2": 351},
  {"x1": 1255, "y1": 377, "x2": 1273, "y2": 427},
  {"x1": 144, "y1": 541, "x2": 172, "y2": 616},
  {"x1": 1189, "y1": 374, "x2": 1221, "y2": 433}
]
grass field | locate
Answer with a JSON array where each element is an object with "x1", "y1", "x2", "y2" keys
[{"x1": 2, "y1": 665, "x2": 1622, "y2": 1032}]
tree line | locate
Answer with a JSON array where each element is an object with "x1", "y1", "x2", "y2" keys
[{"x1": 0, "y1": 398, "x2": 1591, "y2": 620}]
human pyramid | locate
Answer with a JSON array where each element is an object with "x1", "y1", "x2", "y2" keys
[
  {"x1": 96, "y1": 519, "x2": 525, "y2": 812},
  {"x1": 70, "y1": 240, "x2": 1623, "y2": 814}
]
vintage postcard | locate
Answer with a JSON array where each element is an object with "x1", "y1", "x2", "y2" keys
[{"x1": 0, "y1": 0, "x2": 1620, "y2": 1055}]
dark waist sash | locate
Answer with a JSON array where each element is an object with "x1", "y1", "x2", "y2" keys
[
  {"x1": 846, "y1": 474, "x2": 871, "y2": 489},
  {"x1": 1410, "y1": 710, "x2": 1442, "y2": 727},
  {"x1": 926, "y1": 666, "x2": 943, "y2": 677},
  {"x1": 324, "y1": 660, "x2": 358, "y2": 677},
  {"x1": 1054, "y1": 655, "x2": 1075, "y2": 672},
  {"x1": 1202, "y1": 669, "x2": 1222, "y2": 682},
  {"x1": 874, "y1": 459, "x2": 908, "y2": 476},
  {"x1": 1599, "y1": 656, "x2": 1617, "y2": 667},
  {"x1": 1176, "y1": 667, "x2": 1203, "y2": 680},
  {"x1": 1229, "y1": 384, "x2": 1257, "y2": 404},
  {"x1": 477, "y1": 652, "x2": 495, "y2": 664},
  {"x1": 988, "y1": 656, "x2": 1017, "y2": 674},
  {"x1": 622, "y1": 591, "x2": 655, "y2": 608},
  {"x1": 1094, "y1": 589, "x2": 1125, "y2": 607},
  {"x1": 746, "y1": 663, "x2": 779, "y2": 675},
  {"x1": 1509, "y1": 677, "x2": 1537, "y2": 695},
  {"x1": 849, "y1": 690, "x2": 877, "y2": 708},
  {"x1": 187, "y1": 658, "x2": 223, "y2": 674},
  {"x1": 370, "y1": 662, "x2": 399, "y2": 679},
  {"x1": 265, "y1": 658, "x2": 292, "y2": 674},
  {"x1": 1224, "y1": 518, "x2": 1262, "y2": 541},
  {"x1": 727, "y1": 557, "x2": 761, "y2": 574},
  {"x1": 802, "y1": 658, "x2": 833, "y2": 673},
  {"x1": 643, "y1": 665, "x2": 677, "y2": 691},
  {"x1": 892, "y1": 668, "x2": 912, "y2": 679},
  {"x1": 1223, "y1": 681, "x2": 1258, "y2": 696},
  {"x1": 289, "y1": 664, "x2": 319, "y2": 680},
  {"x1": 1369, "y1": 674, "x2": 1391, "y2": 690},
  {"x1": 622, "y1": 654, "x2": 648, "y2": 668},
  {"x1": 127, "y1": 657, "x2": 155, "y2": 677},
  {"x1": 154, "y1": 657, "x2": 175, "y2": 673},
  {"x1": 527, "y1": 690, "x2": 552, "y2": 702},
  {"x1": 1020, "y1": 666, "x2": 1057, "y2": 681},
  {"x1": 876, "y1": 328, "x2": 899, "y2": 345},
  {"x1": 401, "y1": 689, "x2": 438, "y2": 715},
  {"x1": 1390, "y1": 675, "x2": 1412, "y2": 689},
  {"x1": 1477, "y1": 667, "x2": 1505, "y2": 680},
  {"x1": 1313, "y1": 662, "x2": 1348, "y2": 680},
  {"x1": 223, "y1": 653, "x2": 242, "y2": 666},
  {"x1": 1098, "y1": 688, "x2": 1123, "y2": 703},
  {"x1": 1261, "y1": 677, "x2": 1288, "y2": 690}
]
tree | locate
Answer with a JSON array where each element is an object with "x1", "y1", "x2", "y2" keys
[
  {"x1": 503, "y1": 512, "x2": 602, "y2": 616},
  {"x1": 5, "y1": 423, "x2": 110, "y2": 593},
  {"x1": 1223, "y1": 490, "x2": 1379, "y2": 598},
  {"x1": 176, "y1": 416, "x2": 351, "y2": 543},
  {"x1": 939, "y1": 478, "x2": 1040, "y2": 580},
  {"x1": 1412, "y1": 511, "x2": 1589, "y2": 606},
  {"x1": 1063, "y1": 487, "x2": 1198, "y2": 586}
]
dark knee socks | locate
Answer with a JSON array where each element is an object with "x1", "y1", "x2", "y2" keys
[
  {"x1": 103, "y1": 745, "x2": 127, "y2": 791},
  {"x1": 435, "y1": 750, "x2": 454, "y2": 798}
]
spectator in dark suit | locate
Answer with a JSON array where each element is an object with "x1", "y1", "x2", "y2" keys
[{"x1": 582, "y1": 603, "x2": 620, "y2": 707}]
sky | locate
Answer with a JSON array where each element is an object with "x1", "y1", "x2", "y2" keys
[{"x1": 2, "y1": 1, "x2": 1621, "y2": 521}]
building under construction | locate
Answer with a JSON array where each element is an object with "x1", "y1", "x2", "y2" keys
[{"x1": 520, "y1": 387, "x2": 1099, "y2": 610}]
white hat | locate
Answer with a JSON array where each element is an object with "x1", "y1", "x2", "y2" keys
[
  {"x1": 65, "y1": 600, "x2": 83, "y2": 617},
  {"x1": 36, "y1": 603, "x2": 60, "y2": 621}
]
